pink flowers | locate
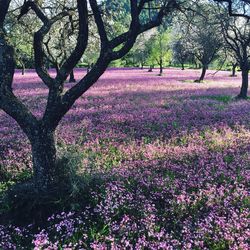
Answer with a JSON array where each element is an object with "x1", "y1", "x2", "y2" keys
[
  {"x1": 33, "y1": 230, "x2": 50, "y2": 249},
  {"x1": 0, "y1": 68, "x2": 249, "y2": 248}
]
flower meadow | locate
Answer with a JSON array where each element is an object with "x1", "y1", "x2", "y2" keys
[{"x1": 0, "y1": 68, "x2": 249, "y2": 249}]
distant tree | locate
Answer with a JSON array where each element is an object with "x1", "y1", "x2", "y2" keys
[
  {"x1": 230, "y1": 61, "x2": 238, "y2": 77},
  {"x1": 172, "y1": 38, "x2": 190, "y2": 70},
  {"x1": 124, "y1": 33, "x2": 152, "y2": 68},
  {"x1": 147, "y1": 27, "x2": 172, "y2": 75},
  {"x1": 218, "y1": 10, "x2": 250, "y2": 98},
  {"x1": 178, "y1": 5, "x2": 223, "y2": 82},
  {"x1": 0, "y1": 0, "x2": 179, "y2": 193},
  {"x1": 226, "y1": 51, "x2": 238, "y2": 77}
]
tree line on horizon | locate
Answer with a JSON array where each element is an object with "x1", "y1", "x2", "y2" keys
[{"x1": 9, "y1": 1, "x2": 250, "y2": 88}]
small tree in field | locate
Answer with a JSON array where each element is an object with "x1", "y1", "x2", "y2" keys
[
  {"x1": 147, "y1": 27, "x2": 172, "y2": 75},
  {"x1": 0, "y1": 0, "x2": 178, "y2": 192},
  {"x1": 177, "y1": 4, "x2": 223, "y2": 82},
  {"x1": 124, "y1": 33, "x2": 152, "y2": 68},
  {"x1": 226, "y1": 51, "x2": 238, "y2": 77},
  {"x1": 215, "y1": 3, "x2": 250, "y2": 98},
  {"x1": 172, "y1": 38, "x2": 190, "y2": 70},
  {"x1": 220, "y1": 16, "x2": 250, "y2": 98}
]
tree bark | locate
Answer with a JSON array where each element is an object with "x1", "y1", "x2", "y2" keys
[
  {"x1": 0, "y1": 36, "x2": 15, "y2": 91},
  {"x1": 237, "y1": 68, "x2": 249, "y2": 99},
  {"x1": 55, "y1": 64, "x2": 59, "y2": 74},
  {"x1": 69, "y1": 70, "x2": 76, "y2": 82},
  {"x1": 195, "y1": 65, "x2": 207, "y2": 82},
  {"x1": 30, "y1": 129, "x2": 57, "y2": 191},
  {"x1": 181, "y1": 63, "x2": 184, "y2": 70},
  {"x1": 148, "y1": 65, "x2": 154, "y2": 72},
  {"x1": 159, "y1": 59, "x2": 163, "y2": 75},
  {"x1": 21, "y1": 65, "x2": 25, "y2": 75},
  {"x1": 230, "y1": 63, "x2": 237, "y2": 77}
]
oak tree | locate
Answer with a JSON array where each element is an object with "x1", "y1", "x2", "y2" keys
[{"x1": 0, "y1": 0, "x2": 179, "y2": 192}]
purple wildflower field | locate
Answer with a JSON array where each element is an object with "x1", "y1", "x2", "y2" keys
[{"x1": 0, "y1": 68, "x2": 250, "y2": 249}]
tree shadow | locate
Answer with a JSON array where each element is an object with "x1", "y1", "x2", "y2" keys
[
  {"x1": 59, "y1": 86, "x2": 250, "y2": 144},
  {"x1": 0, "y1": 68, "x2": 247, "y2": 169}
]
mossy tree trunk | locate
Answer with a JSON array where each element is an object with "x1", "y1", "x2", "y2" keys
[{"x1": 30, "y1": 127, "x2": 57, "y2": 191}]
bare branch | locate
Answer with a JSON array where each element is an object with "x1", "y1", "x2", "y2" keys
[
  {"x1": 18, "y1": 0, "x2": 74, "y2": 87},
  {"x1": 56, "y1": 0, "x2": 88, "y2": 83}
]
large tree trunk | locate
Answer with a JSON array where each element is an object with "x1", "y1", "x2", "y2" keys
[
  {"x1": 238, "y1": 68, "x2": 249, "y2": 99},
  {"x1": 30, "y1": 129, "x2": 57, "y2": 192},
  {"x1": 195, "y1": 65, "x2": 207, "y2": 82},
  {"x1": 0, "y1": 38, "x2": 15, "y2": 91}
]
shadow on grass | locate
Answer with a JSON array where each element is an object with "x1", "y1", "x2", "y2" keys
[
  {"x1": 0, "y1": 149, "x2": 107, "y2": 226},
  {"x1": 60, "y1": 87, "x2": 250, "y2": 143},
  {"x1": 0, "y1": 69, "x2": 249, "y2": 227}
]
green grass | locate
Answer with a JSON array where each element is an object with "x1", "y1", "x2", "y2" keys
[{"x1": 190, "y1": 95, "x2": 232, "y2": 104}]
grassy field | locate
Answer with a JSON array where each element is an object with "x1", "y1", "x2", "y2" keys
[{"x1": 0, "y1": 68, "x2": 249, "y2": 249}]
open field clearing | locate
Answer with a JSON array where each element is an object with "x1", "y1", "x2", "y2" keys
[{"x1": 0, "y1": 68, "x2": 249, "y2": 249}]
